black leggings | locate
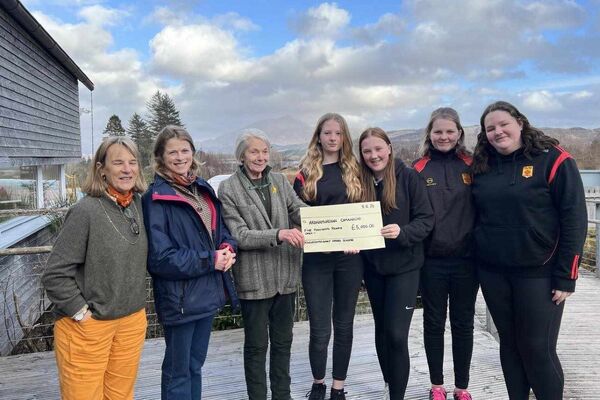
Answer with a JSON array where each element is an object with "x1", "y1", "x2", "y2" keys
[
  {"x1": 302, "y1": 252, "x2": 363, "y2": 381},
  {"x1": 364, "y1": 266, "x2": 420, "y2": 400},
  {"x1": 421, "y1": 260, "x2": 478, "y2": 389},
  {"x1": 479, "y1": 268, "x2": 565, "y2": 400}
]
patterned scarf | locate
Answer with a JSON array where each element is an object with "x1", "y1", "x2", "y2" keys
[{"x1": 106, "y1": 185, "x2": 134, "y2": 207}]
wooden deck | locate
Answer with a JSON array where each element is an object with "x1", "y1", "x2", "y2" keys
[{"x1": 0, "y1": 270, "x2": 598, "y2": 399}]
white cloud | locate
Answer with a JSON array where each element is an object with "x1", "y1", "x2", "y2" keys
[
  {"x1": 522, "y1": 90, "x2": 563, "y2": 111},
  {"x1": 293, "y1": 3, "x2": 350, "y2": 38},
  {"x1": 77, "y1": 5, "x2": 127, "y2": 27},
  {"x1": 213, "y1": 12, "x2": 259, "y2": 32},
  {"x1": 149, "y1": 24, "x2": 254, "y2": 81}
]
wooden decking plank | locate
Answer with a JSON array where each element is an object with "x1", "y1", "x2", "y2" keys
[{"x1": 0, "y1": 270, "x2": 598, "y2": 399}]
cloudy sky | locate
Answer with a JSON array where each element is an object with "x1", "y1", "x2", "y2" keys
[{"x1": 21, "y1": 0, "x2": 600, "y2": 153}]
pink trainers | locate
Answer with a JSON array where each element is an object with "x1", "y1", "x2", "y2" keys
[
  {"x1": 453, "y1": 389, "x2": 472, "y2": 400},
  {"x1": 429, "y1": 387, "x2": 447, "y2": 400}
]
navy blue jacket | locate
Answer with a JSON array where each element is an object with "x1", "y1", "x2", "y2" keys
[
  {"x1": 472, "y1": 145, "x2": 587, "y2": 292},
  {"x1": 142, "y1": 174, "x2": 239, "y2": 326}
]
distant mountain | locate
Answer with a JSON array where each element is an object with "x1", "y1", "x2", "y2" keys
[
  {"x1": 199, "y1": 115, "x2": 313, "y2": 153},
  {"x1": 199, "y1": 116, "x2": 599, "y2": 168}
]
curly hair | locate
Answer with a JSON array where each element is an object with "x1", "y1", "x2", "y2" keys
[
  {"x1": 419, "y1": 107, "x2": 470, "y2": 158},
  {"x1": 472, "y1": 101, "x2": 558, "y2": 174},
  {"x1": 298, "y1": 113, "x2": 362, "y2": 202}
]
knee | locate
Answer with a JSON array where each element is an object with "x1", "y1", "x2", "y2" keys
[
  {"x1": 310, "y1": 329, "x2": 331, "y2": 350},
  {"x1": 386, "y1": 327, "x2": 409, "y2": 351},
  {"x1": 424, "y1": 318, "x2": 446, "y2": 336}
]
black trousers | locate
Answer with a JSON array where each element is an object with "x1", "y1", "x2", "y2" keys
[
  {"x1": 302, "y1": 252, "x2": 363, "y2": 381},
  {"x1": 240, "y1": 293, "x2": 295, "y2": 400},
  {"x1": 420, "y1": 259, "x2": 478, "y2": 389},
  {"x1": 479, "y1": 267, "x2": 565, "y2": 400},
  {"x1": 364, "y1": 266, "x2": 420, "y2": 400}
]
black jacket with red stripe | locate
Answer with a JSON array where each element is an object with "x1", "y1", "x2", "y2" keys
[
  {"x1": 471, "y1": 145, "x2": 587, "y2": 292},
  {"x1": 413, "y1": 149, "x2": 476, "y2": 260}
]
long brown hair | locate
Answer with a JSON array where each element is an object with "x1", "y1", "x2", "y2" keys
[
  {"x1": 472, "y1": 101, "x2": 558, "y2": 174},
  {"x1": 359, "y1": 127, "x2": 397, "y2": 215},
  {"x1": 298, "y1": 113, "x2": 362, "y2": 202},
  {"x1": 152, "y1": 125, "x2": 202, "y2": 176},
  {"x1": 419, "y1": 107, "x2": 470, "y2": 157},
  {"x1": 82, "y1": 136, "x2": 146, "y2": 197}
]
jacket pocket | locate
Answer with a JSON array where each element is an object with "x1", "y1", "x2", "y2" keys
[
  {"x1": 232, "y1": 255, "x2": 260, "y2": 293},
  {"x1": 284, "y1": 248, "x2": 302, "y2": 290},
  {"x1": 474, "y1": 225, "x2": 555, "y2": 267}
]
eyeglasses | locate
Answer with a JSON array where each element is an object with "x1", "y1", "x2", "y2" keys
[{"x1": 122, "y1": 207, "x2": 140, "y2": 235}]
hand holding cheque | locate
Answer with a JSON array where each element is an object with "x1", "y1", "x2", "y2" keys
[{"x1": 300, "y1": 201, "x2": 386, "y2": 253}]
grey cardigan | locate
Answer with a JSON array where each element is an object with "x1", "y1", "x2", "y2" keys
[{"x1": 219, "y1": 168, "x2": 305, "y2": 300}]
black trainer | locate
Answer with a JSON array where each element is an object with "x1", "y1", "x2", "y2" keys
[
  {"x1": 329, "y1": 387, "x2": 347, "y2": 400},
  {"x1": 306, "y1": 382, "x2": 327, "y2": 400}
]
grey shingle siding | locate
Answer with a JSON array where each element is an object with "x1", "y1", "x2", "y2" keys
[{"x1": 0, "y1": 6, "x2": 81, "y2": 162}]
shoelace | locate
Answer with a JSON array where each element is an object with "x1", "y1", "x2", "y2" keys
[{"x1": 430, "y1": 387, "x2": 447, "y2": 400}]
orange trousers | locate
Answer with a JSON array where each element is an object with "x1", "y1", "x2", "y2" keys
[{"x1": 53, "y1": 308, "x2": 147, "y2": 400}]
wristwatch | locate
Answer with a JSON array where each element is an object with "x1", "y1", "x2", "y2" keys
[{"x1": 72, "y1": 305, "x2": 89, "y2": 322}]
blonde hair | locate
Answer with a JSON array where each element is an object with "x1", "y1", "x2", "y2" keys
[
  {"x1": 298, "y1": 113, "x2": 362, "y2": 202},
  {"x1": 153, "y1": 125, "x2": 201, "y2": 176},
  {"x1": 82, "y1": 136, "x2": 147, "y2": 197},
  {"x1": 359, "y1": 127, "x2": 397, "y2": 214}
]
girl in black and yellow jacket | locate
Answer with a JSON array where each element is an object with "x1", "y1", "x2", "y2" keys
[
  {"x1": 471, "y1": 101, "x2": 587, "y2": 400},
  {"x1": 413, "y1": 108, "x2": 478, "y2": 400}
]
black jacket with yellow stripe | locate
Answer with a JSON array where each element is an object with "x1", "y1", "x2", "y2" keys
[
  {"x1": 413, "y1": 148, "x2": 476, "y2": 260},
  {"x1": 471, "y1": 145, "x2": 587, "y2": 292}
]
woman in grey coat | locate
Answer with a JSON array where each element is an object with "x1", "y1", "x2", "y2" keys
[{"x1": 218, "y1": 129, "x2": 306, "y2": 400}]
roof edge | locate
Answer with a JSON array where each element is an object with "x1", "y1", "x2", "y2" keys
[{"x1": 0, "y1": 0, "x2": 94, "y2": 90}]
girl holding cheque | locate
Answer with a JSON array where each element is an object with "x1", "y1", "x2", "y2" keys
[
  {"x1": 358, "y1": 127, "x2": 434, "y2": 400},
  {"x1": 294, "y1": 113, "x2": 363, "y2": 400}
]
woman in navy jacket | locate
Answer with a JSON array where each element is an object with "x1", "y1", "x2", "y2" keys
[
  {"x1": 143, "y1": 125, "x2": 239, "y2": 400},
  {"x1": 471, "y1": 101, "x2": 587, "y2": 400},
  {"x1": 359, "y1": 127, "x2": 434, "y2": 400}
]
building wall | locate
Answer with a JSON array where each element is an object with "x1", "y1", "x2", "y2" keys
[{"x1": 0, "y1": 7, "x2": 81, "y2": 163}]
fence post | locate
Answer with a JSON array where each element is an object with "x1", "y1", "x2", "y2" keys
[{"x1": 596, "y1": 202, "x2": 600, "y2": 279}]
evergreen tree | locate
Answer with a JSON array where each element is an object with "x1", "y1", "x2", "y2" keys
[
  {"x1": 127, "y1": 113, "x2": 153, "y2": 168},
  {"x1": 146, "y1": 90, "x2": 184, "y2": 137},
  {"x1": 102, "y1": 114, "x2": 126, "y2": 136}
]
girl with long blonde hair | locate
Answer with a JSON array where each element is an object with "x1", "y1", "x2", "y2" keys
[{"x1": 294, "y1": 113, "x2": 363, "y2": 400}]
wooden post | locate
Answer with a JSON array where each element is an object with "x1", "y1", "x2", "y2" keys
[{"x1": 596, "y1": 203, "x2": 600, "y2": 279}]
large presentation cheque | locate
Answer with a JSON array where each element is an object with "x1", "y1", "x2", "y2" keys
[{"x1": 300, "y1": 201, "x2": 385, "y2": 253}]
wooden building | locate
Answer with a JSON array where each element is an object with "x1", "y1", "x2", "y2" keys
[{"x1": 0, "y1": 0, "x2": 93, "y2": 355}]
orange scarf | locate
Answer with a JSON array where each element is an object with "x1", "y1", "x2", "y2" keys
[{"x1": 106, "y1": 185, "x2": 134, "y2": 207}]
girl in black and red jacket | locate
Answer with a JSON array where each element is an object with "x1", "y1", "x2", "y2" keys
[
  {"x1": 413, "y1": 108, "x2": 478, "y2": 400},
  {"x1": 359, "y1": 127, "x2": 434, "y2": 400},
  {"x1": 471, "y1": 101, "x2": 587, "y2": 400}
]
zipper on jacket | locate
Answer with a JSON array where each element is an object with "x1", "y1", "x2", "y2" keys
[{"x1": 179, "y1": 281, "x2": 187, "y2": 315}]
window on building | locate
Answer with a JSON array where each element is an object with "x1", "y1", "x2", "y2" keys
[
  {"x1": 41, "y1": 165, "x2": 61, "y2": 207},
  {"x1": 0, "y1": 167, "x2": 37, "y2": 223}
]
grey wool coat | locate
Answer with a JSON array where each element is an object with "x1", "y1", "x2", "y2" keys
[{"x1": 219, "y1": 168, "x2": 306, "y2": 300}]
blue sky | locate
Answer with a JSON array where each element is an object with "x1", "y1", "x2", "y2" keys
[{"x1": 21, "y1": 0, "x2": 600, "y2": 153}]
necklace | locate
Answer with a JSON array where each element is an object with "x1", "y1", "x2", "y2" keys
[{"x1": 98, "y1": 198, "x2": 141, "y2": 245}]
